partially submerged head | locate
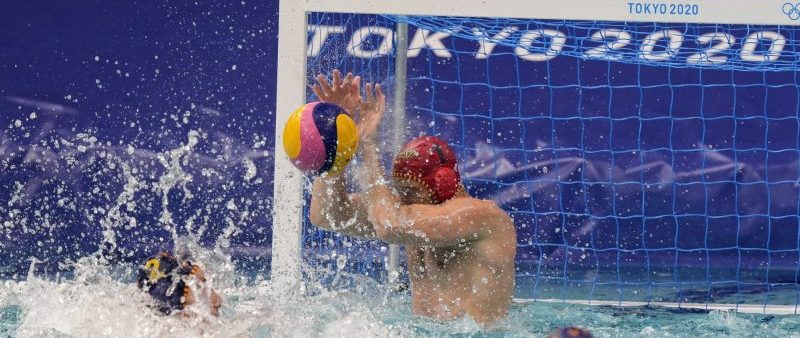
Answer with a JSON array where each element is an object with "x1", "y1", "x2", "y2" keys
[
  {"x1": 392, "y1": 136, "x2": 462, "y2": 205},
  {"x1": 136, "y1": 252, "x2": 218, "y2": 316},
  {"x1": 547, "y1": 327, "x2": 593, "y2": 338}
]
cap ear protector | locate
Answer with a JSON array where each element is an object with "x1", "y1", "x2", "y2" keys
[
  {"x1": 428, "y1": 142, "x2": 459, "y2": 202},
  {"x1": 431, "y1": 165, "x2": 459, "y2": 203},
  {"x1": 144, "y1": 257, "x2": 165, "y2": 281}
]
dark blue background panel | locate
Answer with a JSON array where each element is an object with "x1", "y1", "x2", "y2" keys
[{"x1": 0, "y1": 1, "x2": 278, "y2": 277}]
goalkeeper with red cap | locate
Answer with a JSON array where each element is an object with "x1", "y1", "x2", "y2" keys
[{"x1": 308, "y1": 70, "x2": 517, "y2": 325}]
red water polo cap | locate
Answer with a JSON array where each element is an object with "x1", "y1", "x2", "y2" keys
[{"x1": 392, "y1": 136, "x2": 461, "y2": 204}]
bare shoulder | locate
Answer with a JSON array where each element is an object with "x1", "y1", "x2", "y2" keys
[
  {"x1": 453, "y1": 197, "x2": 516, "y2": 257},
  {"x1": 449, "y1": 197, "x2": 512, "y2": 223},
  {"x1": 445, "y1": 197, "x2": 515, "y2": 237}
]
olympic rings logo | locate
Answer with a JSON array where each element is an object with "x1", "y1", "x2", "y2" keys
[{"x1": 783, "y1": 2, "x2": 800, "y2": 20}]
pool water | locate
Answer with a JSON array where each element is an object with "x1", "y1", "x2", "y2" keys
[
  {"x1": 2, "y1": 262, "x2": 800, "y2": 338},
  {"x1": 0, "y1": 129, "x2": 797, "y2": 337}
]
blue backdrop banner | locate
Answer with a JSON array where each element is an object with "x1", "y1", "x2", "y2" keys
[{"x1": 0, "y1": 1, "x2": 279, "y2": 277}]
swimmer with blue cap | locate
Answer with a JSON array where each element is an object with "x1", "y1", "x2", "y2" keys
[
  {"x1": 547, "y1": 327, "x2": 594, "y2": 338},
  {"x1": 136, "y1": 252, "x2": 221, "y2": 316}
]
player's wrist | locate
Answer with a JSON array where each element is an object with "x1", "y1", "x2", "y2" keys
[
  {"x1": 360, "y1": 139, "x2": 380, "y2": 159},
  {"x1": 361, "y1": 136, "x2": 378, "y2": 146},
  {"x1": 317, "y1": 172, "x2": 345, "y2": 186},
  {"x1": 364, "y1": 176, "x2": 388, "y2": 191}
]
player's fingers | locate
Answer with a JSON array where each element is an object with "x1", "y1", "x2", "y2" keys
[
  {"x1": 351, "y1": 76, "x2": 362, "y2": 97},
  {"x1": 365, "y1": 83, "x2": 374, "y2": 104},
  {"x1": 311, "y1": 84, "x2": 324, "y2": 100},
  {"x1": 375, "y1": 84, "x2": 385, "y2": 111},
  {"x1": 332, "y1": 69, "x2": 342, "y2": 89},
  {"x1": 375, "y1": 84, "x2": 383, "y2": 100},
  {"x1": 342, "y1": 94, "x2": 355, "y2": 116},
  {"x1": 343, "y1": 72, "x2": 353, "y2": 89},
  {"x1": 316, "y1": 74, "x2": 332, "y2": 93}
]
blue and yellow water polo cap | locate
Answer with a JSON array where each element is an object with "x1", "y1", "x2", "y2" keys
[{"x1": 136, "y1": 252, "x2": 197, "y2": 315}]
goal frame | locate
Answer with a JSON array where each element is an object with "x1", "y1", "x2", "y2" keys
[{"x1": 273, "y1": 0, "x2": 800, "y2": 313}]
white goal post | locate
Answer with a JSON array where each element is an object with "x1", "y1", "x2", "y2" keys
[{"x1": 273, "y1": 0, "x2": 800, "y2": 313}]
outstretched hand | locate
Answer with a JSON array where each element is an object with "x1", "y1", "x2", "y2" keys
[
  {"x1": 357, "y1": 82, "x2": 385, "y2": 144},
  {"x1": 311, "y1": 69, "x2": 361, "y2": 115}
]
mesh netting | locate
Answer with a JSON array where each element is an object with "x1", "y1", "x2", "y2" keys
[{"x1": 304, "y1": 12, "x2": 800, "y2": 309}]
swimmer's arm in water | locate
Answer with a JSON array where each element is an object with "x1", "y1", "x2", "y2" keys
[
  {"x1": 180, "y1": 264, "x2": 222, "y2": 316},
  {"x1": 193, "y1": 266, "x2": 222, "y2": 316},
  {"x1": 309, "y1": 175, "x2": 376, "y2": 238}
]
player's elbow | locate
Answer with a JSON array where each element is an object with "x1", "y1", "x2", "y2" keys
[
  {"x1": 374, "y1": 227, "x2": 415, "y2": 245},
  {"x1": 373, "y1": 221, "x2": 390, "y2": 240},
  {"x1": 372, "y1": 214, "x2": 409, "y2": 244},
  {"x1": 371, "y1": 212, "x2": 391, "y2": 238}
]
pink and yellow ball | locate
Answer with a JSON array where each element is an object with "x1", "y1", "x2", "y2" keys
[{"x1": 282, "y1": 101, "x2": 358, "y2": 176}]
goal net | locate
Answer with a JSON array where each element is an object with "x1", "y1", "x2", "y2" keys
[{"x1": 276, "y1": 2, "x2": 800, "y2": 313}]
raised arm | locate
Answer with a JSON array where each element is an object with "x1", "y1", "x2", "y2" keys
[
  {"x1": 308, "y1": 70, "x2": 375, "y2": 238},
  {"x1": 373, "y1": 196, "x2": 510, "y2": 247},
  {"x1": 309, "y1": 175, "x2": 375, "y2": 238},
  {"x1": 354, "y1": 83, "x2": 510, "y2": 247},
  {"x1": 360, "y1": 136, "x2": 508, "y2": 246},
  {"x1": 361, "y1": 142, "x2": 509, "y2": 246}
]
